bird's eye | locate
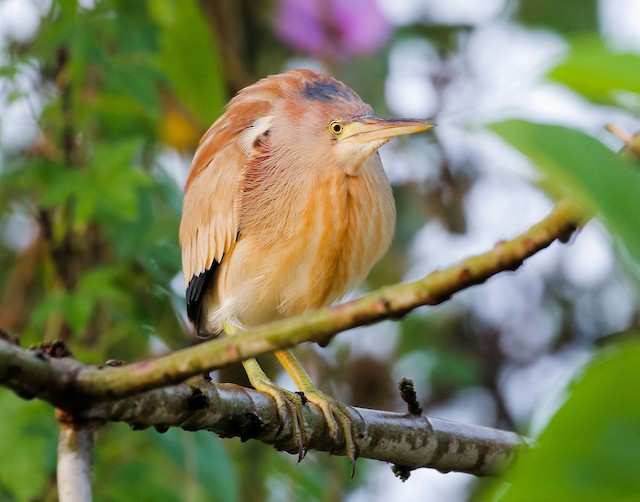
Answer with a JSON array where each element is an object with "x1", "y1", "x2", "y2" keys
[{"x1": 329, "y1": 121, "x2": 344, "y2": 135}]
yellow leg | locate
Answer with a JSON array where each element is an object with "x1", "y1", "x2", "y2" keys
[
  {"x1": 274, "y1": 349, "x2": 359, "y2": 471},
  {"x1": 223, "y1": 322, "x2": 307, "y2": 459}
]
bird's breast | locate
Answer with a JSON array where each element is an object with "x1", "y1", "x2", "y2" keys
[
  {"x1": 236, "y1": 156, "x2": 395, "y2": 320},
  {"x1": 209, "y1": 156, "x2": 395, "y2": 329}
]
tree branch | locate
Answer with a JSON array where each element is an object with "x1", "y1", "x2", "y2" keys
[
  {"x1": 0, "y1": 337, "x2": 87, "y2": 410},
  {"x1": 83, "y1": 379, "x2": 524, "y2": 477},
  {"x1": 0, "y1": 338, "x2": 523, "y2": 475}
]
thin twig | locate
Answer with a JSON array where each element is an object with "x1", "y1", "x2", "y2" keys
[{"x1": 605, "y1": 123, "x2": 632, "y2": 145}]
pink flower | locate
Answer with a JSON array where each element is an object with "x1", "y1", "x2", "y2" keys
[{"x1": 275, "y1": 0, "x2": 392, "y2": 60}]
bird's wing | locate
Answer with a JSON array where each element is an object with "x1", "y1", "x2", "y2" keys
[
  {"x1": 180, "y1": 86, "x2": 276, "y2": 328},
  {"x1": 179, "y1": 126, "x2": 247, "y2": 327}
]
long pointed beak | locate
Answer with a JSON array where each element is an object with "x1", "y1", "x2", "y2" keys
[{"x1": 339, "y1": 116, "x2": 436, "y2": 144}]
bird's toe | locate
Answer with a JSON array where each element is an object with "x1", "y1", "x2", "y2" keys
[
  {"x1": 255, "y1": 380, "x2": 308, "y2": 460},
  {"x1": 304, "y1": 390, "x2": 360, "y2": 475}
]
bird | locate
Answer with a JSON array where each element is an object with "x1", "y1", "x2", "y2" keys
[{"x1": 179, "y1": 69, "x2": 435, "y2": 467}]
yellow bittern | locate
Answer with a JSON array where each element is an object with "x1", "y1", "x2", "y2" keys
[{"x1": 179, "y1": 69, "x2": 434, "y2": 465}]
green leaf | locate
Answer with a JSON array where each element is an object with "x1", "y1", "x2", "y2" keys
[
  {"x1": 32, "y1": 290, "x2": 94, "y2": 333},
  {"x1": 93, "y1": 426, "x2": 238, "y2": 501},
  {"x1": 491, "y1": 120, "x2": 640, "y2": 265},
  {"x1": 482, "y1": 339, "x2": 640, "y2": 501},
  {"x1": 107, "y1": 172, "x2": 181, "y2": 282},
  {"x1": 87, "y1": 139, "x2": 151, "y2": 223},
  {"x1": 154, "y1": 429, "x2": 239, "y2": 501},
  {"x1": 517, "y1": 0, "x2": 597, "y2": 33},
  {"x1": 78, "y1": 266, "x2": 127, "y2": 302},
  {"x1": 149, "y1": 0, "x2": 226, "y2": 126},
  {"x1": 0, "y1": 390, "x2": 57, "y2": 500},
  {"x1": 36, "y1": 139, "x2": 151, "y2": 226},
  {"x1": 32, "y1": 266, "x2": 128, "y2": 334},
  {"x1": 549, "y1": 36, "x2": 640, "y2": 106}
]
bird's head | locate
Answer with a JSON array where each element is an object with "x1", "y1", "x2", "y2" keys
[
  {"x1": 234, "y1": 70, "x2": 435, "y2": 176},
  {"x1": 186, "y1": 70, "x2": 435, "y2": 190}
]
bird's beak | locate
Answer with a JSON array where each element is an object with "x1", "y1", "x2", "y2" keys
[{"x1": 339, "y1": 116, "x2": 436, "y2": 144}]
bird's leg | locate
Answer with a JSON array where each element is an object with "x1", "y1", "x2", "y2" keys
[
  {"x1": 241, "y1": 358, "x2": 308, "y2": 457},
  {"x1": 222, "y1": 322, "x2": 307, "y2": 460},
  {"x1": 274, "y1": 349, "x2": 359, "y2": 472}
]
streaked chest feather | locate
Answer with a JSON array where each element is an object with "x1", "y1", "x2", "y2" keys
[{"x1": 239, "y1": 157, "x2": 395, "y2": 316}]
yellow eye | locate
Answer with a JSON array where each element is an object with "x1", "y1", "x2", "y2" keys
[{"x1": 329, "y1": 121, "x2": 344, "y2": 135}]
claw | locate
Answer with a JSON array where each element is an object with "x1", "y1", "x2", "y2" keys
[
  {"x1": 347, "y1": 433, "x2": 360, "y2": 478},
  {"x1": 335, "y1": 401, "x2": 359, "y2": 476},
  {"x1": 256, "y1": 380, "x2": 307, "y2": 459},
  {"x1": 274, "y1": 407, "x2": 286, "y2": 438},
  {"x1": 303, "y1": 389, "x2": 360, "y2": 475}
]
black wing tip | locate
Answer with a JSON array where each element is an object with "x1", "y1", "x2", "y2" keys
[
  {"x1": 185, "y1": 264, "x2": 218, "y2": 327},
  {"x1": 186, "y1": 299, "x2": 202, "y2": 326}
]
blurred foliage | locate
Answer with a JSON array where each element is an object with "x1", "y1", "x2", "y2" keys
[
  {"x1": 0, "y1": 390, "x2": 57, "y2": 501},
  {"x1": 488, "y1": 35, "x2": 640, "y2": 501},
  {"x1": 549, "y1": 36, "x2": 640, "y2": 109},
  {"x1": 94, "y1": 426, "x2": 238, "y2": 501},
  {"x1": 480, "y1": 339, "x2": 640, "y2": 501},
  {"x1": 493, "y1": 121, "x2": 640, "y2": 264},
  {"x1": 148, "y1": 0, "x2": 225, "y2": 126},
  {"x1": 516, "y1": 0, "x2": 597, "y2": 33},
  {"x1": 0, "y1": 0, "x2": 639, "y2": 500},
  {"x1": 0, "y1": 0, "x2": 238, "y2": 499}
]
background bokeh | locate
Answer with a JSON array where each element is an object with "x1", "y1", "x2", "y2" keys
[{"x1": 1, "y1": 0, "x2": 639, "y2": 500}]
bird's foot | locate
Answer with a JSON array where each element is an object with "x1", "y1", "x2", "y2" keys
[
  {"x1": 302, "y1": 387, "x2": 360, "y2": 476},
  {"x1": 248, "y1": 369, "x2": 309, "y2": 461},
  {"x1": 273, "y1": 349, "x2": 360, "y2": 474}
]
